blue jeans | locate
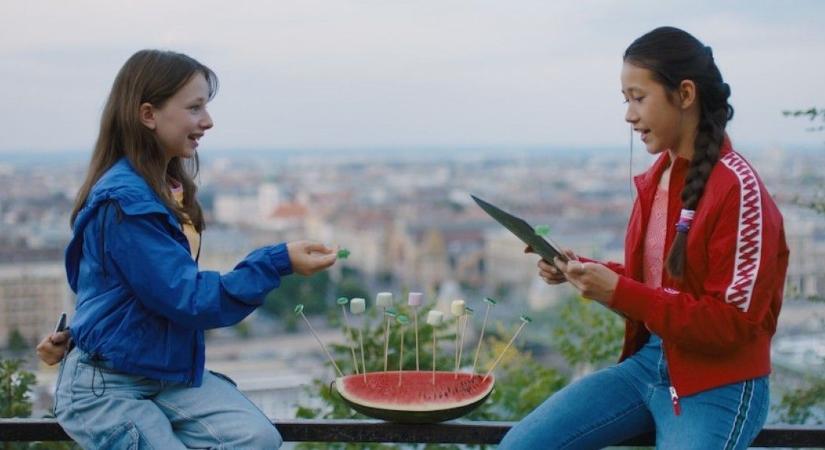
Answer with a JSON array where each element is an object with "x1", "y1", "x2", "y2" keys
[
  {"x1": 54, "y1": 347, "x2": 283, "y2": 449},
  {"x1": 499, "y1": 335, "x2": 769, "y2": 450}
]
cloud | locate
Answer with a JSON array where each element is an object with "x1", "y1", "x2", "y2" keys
[{"x1": 0, "y1": 0, "x2": 823, "y2": 152}]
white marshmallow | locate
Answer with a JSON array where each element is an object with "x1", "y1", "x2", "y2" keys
[
  {"x1": 350, "y1": 298, "x2": 366, "y2": 314},
  {"x1": 426, "y1": 310, "x2": 443, "y2": 326},
  {"x1": 407, "y1": 292, "x2": 423, "y2": 307},
  {"x1": 376, "y1": 292, "x2": 393, "y2": 308},
  {"x1": 450, "y1": 299, "x2": 466, "y2": 316}
]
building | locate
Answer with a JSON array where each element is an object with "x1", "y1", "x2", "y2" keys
[{"x1": 0, "y1": 262, "x2": 70, "y2": 348}]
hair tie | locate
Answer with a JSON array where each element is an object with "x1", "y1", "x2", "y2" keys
[{"x1": 676, "y1": 209, "x2": 695, "y2": 233}]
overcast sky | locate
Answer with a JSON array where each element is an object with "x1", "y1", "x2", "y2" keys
[{"x1": 1, "y1": 0, "x2": 823, "y2": 155}]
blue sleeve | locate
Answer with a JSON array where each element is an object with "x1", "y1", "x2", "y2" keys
[{"x1": 104, "y1": 210, "x2": 293, "y2": 329}]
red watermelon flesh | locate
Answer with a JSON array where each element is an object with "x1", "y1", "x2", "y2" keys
[{"x1": 335, "y1": 371, "x2": 495, "y2": 423}]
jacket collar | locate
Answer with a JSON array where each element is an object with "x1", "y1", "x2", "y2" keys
[{"x1": 633, "y1": 134, "x2": 733, "y2": 199}]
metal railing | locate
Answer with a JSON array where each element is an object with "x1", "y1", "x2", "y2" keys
[{"x1": 2, "y1": 419, "x2": 825, "y2": 447}]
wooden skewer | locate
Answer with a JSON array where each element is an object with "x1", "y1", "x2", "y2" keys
[
  {"x1": 483, "y1": 315, "x2": 531, "y2": 383},
  {"x1": 472, "y1": 298, "x2": 496, "y2": 375},
  {"x1": 295, "y1": 305, "x2": 343, "y2": 377},
  {"x1": 338, "y1": 298, "x2": 360, "y2": 375}
]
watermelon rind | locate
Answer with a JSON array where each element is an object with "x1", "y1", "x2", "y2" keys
[{"x1": 335, "y1": 371, "x2": 495, "y2": 423}]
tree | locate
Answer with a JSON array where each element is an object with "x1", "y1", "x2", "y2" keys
[
  {"x1": 0, "y1": 359, "x2": 35, "y2": 419},
  {"x1": 774, "y1": 106, "x2": 825, "y2": 424},
  {"x1": 6, "y1": 330, "x2": 28, "y2": 355},
  {"x1": 782, "y1": 107, "x2": 825, "y2": 133},
  {"x1": 0, "y1": 358, "x2": 80, "y2": 449},
  {"x1": 261, "y1": 271, "x2": 332, "y2": 329},
  {"x1": 553, "y1": 297, "x2": 624, "y2": 373}
]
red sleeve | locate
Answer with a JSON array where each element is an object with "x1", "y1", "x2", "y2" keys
[
  {"x1": 609, "y1": 180, "x2": 786, "y2": 354},
  {"x1": 579, "y1": 256, "x2": 625, "y2": 276}
]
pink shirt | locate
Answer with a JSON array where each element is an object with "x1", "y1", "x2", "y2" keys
[{"x1": 643, "y1": 186, "x2": 668, "y2": 289}]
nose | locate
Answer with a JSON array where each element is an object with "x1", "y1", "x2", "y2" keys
[
  {"x1": 201, "y1": 110, "x2": 214, "y2": 130},
  {"x1": 624, "y1": 105, "x2": 639, "y2": 125}
]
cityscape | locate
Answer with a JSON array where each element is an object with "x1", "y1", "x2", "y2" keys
[{"x1": 1, "y1": 143, "x2": 824, "y2": 428}]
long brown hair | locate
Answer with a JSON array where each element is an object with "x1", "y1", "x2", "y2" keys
[
  {"x1": 70, "y1": 50, "x2": 218, "y2": 232},
  {"x1": 624, "y1": 27, "x2": 733, "y2": 280}
]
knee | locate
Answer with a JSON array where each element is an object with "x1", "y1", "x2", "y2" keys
[{"x1": 241, "y1": 420, "x2": 282, "y2": 449}]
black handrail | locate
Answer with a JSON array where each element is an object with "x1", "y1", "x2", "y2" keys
[{"x1": 2, "y1": 419, "x2": 824, "y2": 447}]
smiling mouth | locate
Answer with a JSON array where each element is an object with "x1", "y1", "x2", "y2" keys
[{"x1": 634, "y1": 128, "x2": 650, "y2": 141}]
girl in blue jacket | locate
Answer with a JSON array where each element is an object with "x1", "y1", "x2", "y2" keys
[{"x1": 49, "y1": 49, "x2": 337, "y2": 449}]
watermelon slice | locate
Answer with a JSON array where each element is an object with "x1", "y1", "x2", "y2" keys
[{"x1": 335, "y1": 371, "x2": 495, "y2": 423}]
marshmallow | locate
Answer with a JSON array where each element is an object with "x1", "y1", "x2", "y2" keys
[
  {"x1": 376, "y1": 292, "x2": 393, "y2": 308},
  {"x1": 450, "y1": 299, "x2": 466, "y2": 316},
  {"x1": 426, "y1": 310, "x2": 444, "y2": 326},
  {"x1": 350, "y1": 298, "x2": 366, "y2": 314},
  {"x1": 407, "y1": 292, "x2": 423, "y2": 307}
]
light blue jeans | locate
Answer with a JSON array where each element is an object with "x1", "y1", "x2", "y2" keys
[
  {"x1": 54, "y1": 347, "x2": 283, "y2": 449},
  {"x1": 499, "y1": 335, "x2": 769, "y2": 450}
]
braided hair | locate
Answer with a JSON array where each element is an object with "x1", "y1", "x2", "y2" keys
[{"x1": 624, "y1": 27, "x2": 734, "y2": 279}]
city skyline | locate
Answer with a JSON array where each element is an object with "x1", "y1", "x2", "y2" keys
[{"x1": 1, "y1": 1, "x2": 824, "y2": 154}]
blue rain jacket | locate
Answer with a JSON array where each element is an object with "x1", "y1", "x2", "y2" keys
[{"x1": 65, "y1": 158, "x2": 292, "y2": 386}]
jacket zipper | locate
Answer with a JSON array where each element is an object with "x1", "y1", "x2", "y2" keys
[
  {"x1": 669, "y1": 386, "x2": 681, "y2": 416},
  {"x1": 662, "y1": 340, "x2": 681, "y2": 416}
]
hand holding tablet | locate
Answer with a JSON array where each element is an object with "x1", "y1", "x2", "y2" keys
[{"x1": 471, "y1": 195, "x2": 571, "y2": 268}]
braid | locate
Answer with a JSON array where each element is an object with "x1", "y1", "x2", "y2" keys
[
  {"x1": 666, "y1": 86, "x2": 730, "y2": 279},
  {"x1": 626, "y1": 29, "x2": 735, "y2": 280}
]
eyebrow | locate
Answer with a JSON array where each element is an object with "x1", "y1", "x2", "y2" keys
[{"x1": 622, "y1": 87, "x2": 641, "y2": 95}]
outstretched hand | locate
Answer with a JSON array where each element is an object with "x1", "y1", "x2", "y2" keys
[
  {"x1": 553, "y1": 256, "x2": 618, "y2": 305},
  {"x1": 287, "y1": 240, "x2": 338, "y2": 276},
  {"x1": 36, "y1": 331, "x2": 70, "y2": 366}
]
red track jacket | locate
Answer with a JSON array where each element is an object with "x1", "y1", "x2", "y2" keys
[{"x1": 602, "y1": 138, "x2": 788, "y2": 398}]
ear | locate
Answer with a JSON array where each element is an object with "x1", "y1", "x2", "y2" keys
[
  {"x1": 139, "y1": 102, "x2": 157, "y2": 130},
  {"x1": 678, "y1": 80, "x2": 697, "y2": 110}
]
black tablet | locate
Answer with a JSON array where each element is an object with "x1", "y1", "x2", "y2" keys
[{"x1": 471, "y1": 195, "x2": 569, "y2": 266}]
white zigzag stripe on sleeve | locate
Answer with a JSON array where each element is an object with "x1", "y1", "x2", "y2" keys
[{"x1": 720, "y1": 152, "x2": 763, "y2": 313}]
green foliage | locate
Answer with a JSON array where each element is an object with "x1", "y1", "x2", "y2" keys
[
  {"x1": 0, "y1": 358, "x2": 84, "y2": 449},
  {"x1": 261, "y1": 271, "x2": 331, "y2": 320},
  {"x1": 775, "y1": 105, "x2": 825, "y2": 424},
  {"x1": 232, "y1": 321, "x2": 252, "y2": 339},
  {"x1": 333, "y1": 276, "x2": 370, "y2": 304},
  {"x1": 777, "y1": 376, "x2": 825, "y2": 424},
  {"x1": 0, "y1": 359, "x2": 35, "y2": 419},
  {"x1": 553, "y1": 297, "x2": 624, "y2": 370},
  {"x1": 6, "y1": 329, "x2": 28, "y2": 354},
  {"x1": 294, "y1": 303, "x2": 567, "y2": 449},
  {"x1": 782, "y1": 107, "x2": 825, "y2": 132}
]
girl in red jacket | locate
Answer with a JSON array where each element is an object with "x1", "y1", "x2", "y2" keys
[{"x1": 500, "y1": 27, "x2": 788, "y2": 450}]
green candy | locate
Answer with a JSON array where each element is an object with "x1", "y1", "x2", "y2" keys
[
  {"x1": 483, "y1": 297, "x2": 497, "y2": 305},
  {"x1": 396, "y1": 314, "x2": 410, "y2": 325},
  {"x1": 337, "y1": 248, "x2": 351, "y2": 259},
  {"x1": 520, "y1": 315, "x2": 532, "y2": 323},
  {"x1": 294, "y1": 304, "x2": 304, "y2": 315},
  {"x1": 337, "y1": 297, "x2": 349, "y2": 305},
  {"x1": 534, "y1": 225, "x2": 550, "y2": 237}
]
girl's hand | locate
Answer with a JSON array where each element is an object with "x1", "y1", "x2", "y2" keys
[
  {"x1": 553, "y1": 256, "x2": 618, "y2": 305},
  {"x1": 287, "y1": 241, "x2": 338, "y2": 275},
  {"x1": 36, "y1": 331, "x2": 70, "y2": 366},
  {"x1": 526, "y1": 247, "x2": 577, "y2": 285}
]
